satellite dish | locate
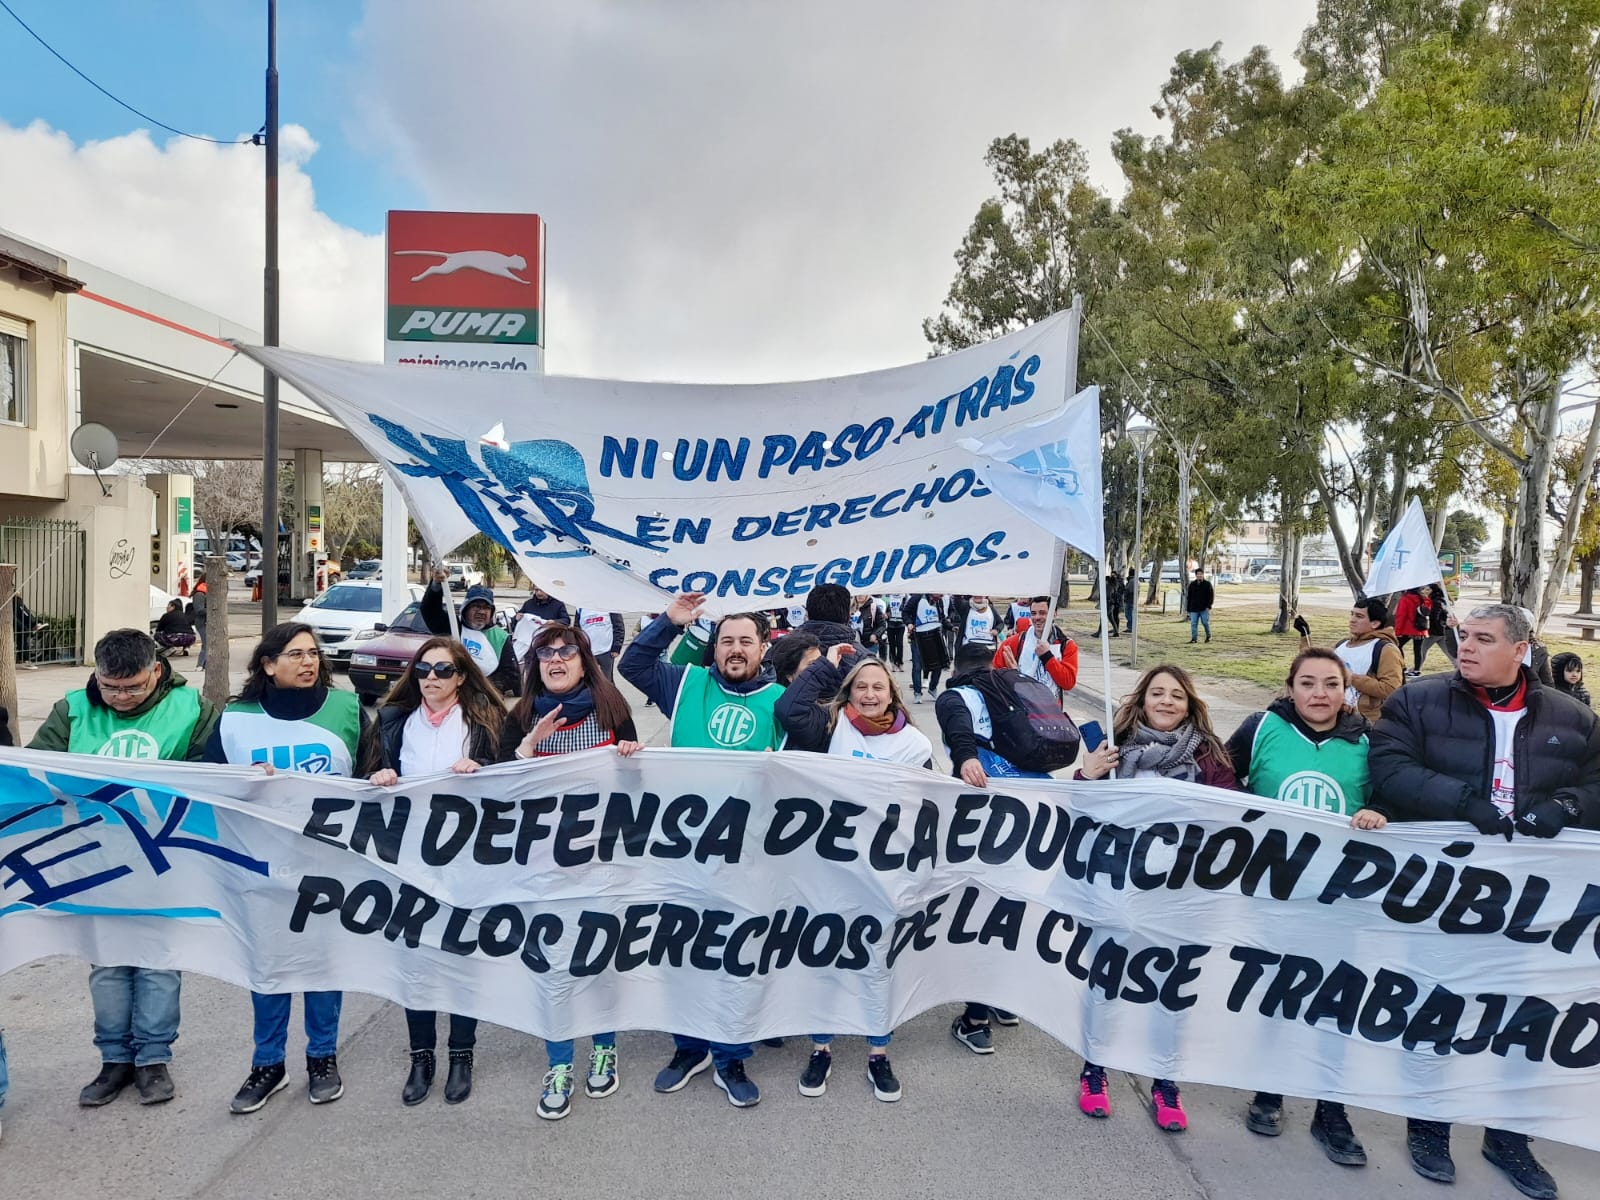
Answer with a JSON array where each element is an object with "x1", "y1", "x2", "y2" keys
[{"x1": 70, "y1": 423, "x2": 120, "y2": 496}]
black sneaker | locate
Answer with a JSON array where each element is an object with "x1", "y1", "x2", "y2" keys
[
  {"x1": 78, "y1": 1062, "x2": 135, "y2": 1107},
  {"x1": 798, "y1": 1049, "x2": 832, "y2": 1097},
  {"x1": 989, "y1": 1008, "x2": 1021, "y2": 1026},
  {"x1": 230, "y1": 1062, "x2": 288, "y2": 1114},
  {"x1": 653, "y1": 1047, "x2": 712, "y2": 1093},
  {"x1": 760, "y1": 1037, "x2": 786, "y2": 1048},
  {"x1": 134, "y1": 1063, "x2": 175, "y2": 1105},
  {"x1": 1246, "y1": 1091, "x2": 1283, "y2": 1136},
  {"x1": 1311, "y1": 1100, "x2": 1367, "y2": 1166},
  {"x1": 867, "y1": 1055, "x2": 901, "y2": 1103},
  {"x1": 950, "y1": 1015, "x2": 993, "y2": 1054},
  {"x1": 713, "y1": 1058, "x2": 760, "y2": 1107},
  {"x1": 307, "y1": 1053, "x2": 344, "y2": 1104},
  {"x1": 1407, "y1": 1119, "x2": 1455, "y2": 1183},
  {"x1": 1482, "y1": 1130, "x2": 1557, "y2": 1200}
]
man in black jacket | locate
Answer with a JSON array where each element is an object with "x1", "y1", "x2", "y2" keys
[
  {"x1": 1186, "y1": 568, "x2": 1215, "y2": 643},
  {"x1": 1368, "y1": 603, "x2": 1599, "y2": 1199},
  {"x1": 793, "y1": 584, "x2": 870, "y2": 657}
]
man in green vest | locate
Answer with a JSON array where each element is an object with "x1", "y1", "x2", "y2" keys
[
  {"x1": 29, "y1": 627, "x2": 219, "y2": 1109},
  {"x1": 620, "y1": 591, "x2": 783, "y2": 1107}
]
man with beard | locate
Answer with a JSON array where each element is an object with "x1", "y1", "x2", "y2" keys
[
  {"x1": 420, "y1": 570, "x2": 517, "y2": 691},
  {"x1": 1368, "y1": 603, "x2": 1600, "y2": 1199},
  {"x1": 620, "y1": 592, "x2": 785, "y2": 1108}
]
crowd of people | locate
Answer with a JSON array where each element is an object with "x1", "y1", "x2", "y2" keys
[{"x1": 0, "y1": 576, "x2": 1595, "y2": 1199}]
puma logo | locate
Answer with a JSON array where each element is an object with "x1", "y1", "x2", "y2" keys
[{"x1": 394, "y1": 249, "x2": 531, "y2": 284}]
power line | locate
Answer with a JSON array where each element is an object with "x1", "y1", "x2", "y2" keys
[{"x1": 0, "y1": 0, "x2": 257, "y2": 145}]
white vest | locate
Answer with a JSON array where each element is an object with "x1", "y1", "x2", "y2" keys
[
  {"x1": 963, "y1": 607, "x2": 997, "y2": 646},
  {"x1": 915, "y1": 598, "x2": 941, "y2": 631},
  {"x1": 459, "y1": 626, "x2": 500, "y2": 675},
  {"x1": 828, "y1": 717, "x2": 933, "y2": 765},
  {"x1": 577, "y1": 609, "x2": 615, "y2": 656}
]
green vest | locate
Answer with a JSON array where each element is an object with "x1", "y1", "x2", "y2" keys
[
  {"x1": 217, "y1": 689, "x2": 363, "y2": 776},
  {"x1": 670, "y1": 667, "x2": 785, "y2": 751},
  {"x1": 668, "y1": 618, "x2": 714, "y2": 666},
  {"x1": 65, "y1": 686, "x2": 203, "y2": 760},
  {"x1": 1246, "y1": 711, "x2": 1370, "y2": 817}
]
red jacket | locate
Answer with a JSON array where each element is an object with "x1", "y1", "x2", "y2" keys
[
  {"x1": 993, "y1": 618, "x2": 1079, "y2": 694},
  {"x1": 1394, "y1": 592, "x2": 1429, "y2": 637}
]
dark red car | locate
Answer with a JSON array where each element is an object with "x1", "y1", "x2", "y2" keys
[{"x1": 345, "y1": 600, "x2": 434, "y2": 703}]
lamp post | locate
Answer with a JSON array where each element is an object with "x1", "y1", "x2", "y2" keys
[
  {"x1": 260, "y1": 0, "x2": 281, "y2": 632},
  {"x1": 1127, "y1": 423, "x2": 1158, "y2": 670}
]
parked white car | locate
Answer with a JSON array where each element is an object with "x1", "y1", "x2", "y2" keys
[
  {"x1": 444, "y1": 562, "x2": 483, "y2": 591},
  {"x1": 150, "y1": 584, "x2": 178, "y2": 628},
  {"x1": 292, "y1": 580, "x2": 423, "y2": 666}
]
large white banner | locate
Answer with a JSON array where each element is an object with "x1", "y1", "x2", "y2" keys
[
  {"x1": 235, "y1": 315, "x2": 1075, "y2": 612},
  {"x1": 2, "y1": 746, "x2": 1596, "y2": 1150}
]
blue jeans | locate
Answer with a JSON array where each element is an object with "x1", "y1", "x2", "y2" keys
[
  {"x1": 0, "y1": 1026, "x2": 8, "y2": 1111},
  {"x1": 1124, "y1": 599, "x2": 1135, "y2": 632},
  {"x1": 673, "y1": 1034, "x2": 750, "y2": 1068},
  {"x1": 546, "y1": 1032, "x2": 615, "y2": 1067},
  {"x1": 251, "y1": 990, "x2": 341, "y2": 1067},
  {"x1": 89, "y1": 965, "x2": 181, "y2": 1066},
  {"x1": 812, "y1": 1033, "x2": 891, "y2": 1049},
  {"x1": 1189, "y1": 610, "x2": 1211, "y2": 640}
]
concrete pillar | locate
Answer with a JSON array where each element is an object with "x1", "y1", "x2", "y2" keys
[
  {"x1": 291, "y1": 447, "x2": 324, "y2": 602},
  {"x1": 380, "y1": 476, "x2": 410, "y2": 625},
  {"x1": 143, "y1": 471, "x2": 195, "y2": 597}
]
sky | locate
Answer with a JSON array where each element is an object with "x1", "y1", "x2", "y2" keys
[{"x1": 0, "y1": 0, "x2": 1321, "y2": 381}]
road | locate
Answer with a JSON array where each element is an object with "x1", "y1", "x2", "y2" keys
[{"x1": 2, "y1": 597, "x2": 1595, "y2": 1198}]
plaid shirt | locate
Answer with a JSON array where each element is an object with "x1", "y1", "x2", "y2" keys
[{"x1": 531, "y1": 712, "x2": 617, "y2": 757}]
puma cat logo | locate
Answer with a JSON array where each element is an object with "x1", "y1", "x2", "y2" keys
[{"x1": 394, "y1": 249, "x2": 531, "y2": 284}]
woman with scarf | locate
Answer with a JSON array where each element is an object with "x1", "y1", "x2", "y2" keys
[
  {"x1": 776, "y1": 647, "x2": 932, "y2": 1102},
  {"x1": 1222, "y1": 647, "x2": 1381, "y2": 1167},
  {"x1": 369, "y1": 636, "x2": 505, "y2": 1107},
  {"x1": 1074, "y1": 663, "x2": 1237, "y2": 1133},
  {"x1": 499, "y1": 622, "x2": 642, "y2": 1121}
]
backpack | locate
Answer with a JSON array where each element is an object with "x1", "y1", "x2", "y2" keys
[{"x1": 966, "y1": 668, "x2": 1082, "y2": 774}]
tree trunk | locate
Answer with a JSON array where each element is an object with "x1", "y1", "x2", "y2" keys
[
  {"x1": 1578, "y1": 549, "x2": 1599, "y2": 616},
  {"x1": 1537, "y1": 399, "x2": 1600, "y2": 627},
  {"x1": 1176, "y1": 446, "x2": 1193, "y2": 616},
  {"x1": 1507, "y1": 398, "x2": 1559, "y2": 616},
  {"x1": 0, "y1": 564, "x2": 17, "y2": 741},
  {"x1": 1314, "y1": 464, "x2": 1365, "y2": 597},
  {"x1": 202, "y1": 556, "x2": 230, "y2": 711},
  {"x1": 1271, "y1": 523, "x2": 1303, "y2": 633},
  {"x1": 1499, "y1": 509, "x2": 1517, "y2": 604}
]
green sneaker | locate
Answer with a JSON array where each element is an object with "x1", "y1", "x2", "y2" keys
[
  {"x1": 586, "y1": 1044, "x2": 619, "y2": 1099},
  {"x1": 538, "y1": 1063, "x2": 574, "y2": 1120}
]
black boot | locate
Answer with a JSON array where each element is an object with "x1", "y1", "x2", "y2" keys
[
  {"x1": 1310, "y1": 1100, "x2": 1367, "y2": 1166},
  {"x1": 79, "y1": 1061, "x2": 135, "y2": 1107},
  {"x1": 1482, "y1": 1129, "x2": 1557, "y2": 1200},
  {"x1": 444, "y1": 1049, "x2": 473, "y2": 1104},
  {"x1": 1245, "y1": 1091, "x2": 1282, "y2": 1136},
  {"x1": 402, "y1": 1049, "x2": 434, "y2": 1106},
  {"x1": 1407, "y1": 1119, "x2": 1455, "y2": 1183}
]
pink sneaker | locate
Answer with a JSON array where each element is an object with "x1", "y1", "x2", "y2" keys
[
  {"x1": 1078, "y1": 1064, "x2": 1111, "y2": 1118},
  {"x1": 1151, "y1": 1079, "x2": 1187, "y2": 1132}
]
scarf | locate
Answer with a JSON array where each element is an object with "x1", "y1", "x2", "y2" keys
[
  {"x1": 844, "y1": 704, "x2": 905, "y2": 736},
  {"x1": 535, "y1": 685, "x2": 595, "y2": 726},
  {"x1": 419, "y1": 697, "x2": 460, "y2": 728},
  {"x1": 1114, "y1": 721, "x2": 1205, "y2": 782}
]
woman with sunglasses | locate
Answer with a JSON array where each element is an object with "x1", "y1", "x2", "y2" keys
[
  {"x1": 368, "y1": 637, "x2": 506, "y2": 1107},
  {"x1": 205, "y1": 622, "x2": 380, "y2": 1115},
  {"x1": 500, "y1": 622, "x2": 642, "y2": 1120}
]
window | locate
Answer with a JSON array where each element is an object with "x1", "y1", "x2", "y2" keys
[{"x1": 0, "y1": 314, "x2": 26, "y2": 426}]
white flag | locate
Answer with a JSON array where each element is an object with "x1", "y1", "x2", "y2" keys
[
  {"x1": 1362, "y1": 497, "x2": 1441, "y2": 596},
  {"x1": 960, "y1": 386, "x2": 1104, "y2": 559}
]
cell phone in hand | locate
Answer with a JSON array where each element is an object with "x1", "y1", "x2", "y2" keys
[{"x1": 1081, "y1": 721, "x2": 1105, "y2": 752}]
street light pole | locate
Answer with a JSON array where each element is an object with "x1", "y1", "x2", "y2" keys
[
  {"x1": 1127, "y1": 423, "x2": 1157, "y2": 670},
  {"x1": 260, "y1": 0, "x2": 281, "y2": 633}
]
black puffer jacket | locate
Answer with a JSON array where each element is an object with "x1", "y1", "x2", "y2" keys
[{"x1": 1368, "y1": 669, "x2": 1600, "y2": 829}]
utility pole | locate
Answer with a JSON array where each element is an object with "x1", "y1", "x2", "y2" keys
[{"x1": 260, "y1": 0, "x2": 281, "y2": 632}]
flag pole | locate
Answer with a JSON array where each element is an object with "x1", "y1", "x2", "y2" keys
[{"x1": 1047, "y1": 294, "x2": 1082, "y2": 621}]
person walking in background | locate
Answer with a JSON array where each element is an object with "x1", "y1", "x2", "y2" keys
[
  {"x1": 574, "y1": 608, "x2": 627, "y2": 680},
  {"x1": 208, "y1": 622, "x2": 380, "y2": 1115},
  {"x1": 1551, "y1": 651, "x2": 1590, "y2": 707},
  {"x1": 902, "y1": 593, "x2": 950, "y2": 701},
  {"x1": 993, "y1": 596, "x2": 1079, "y2": 706},
  {"x1": 1393, "y1": 586, "x2": 1432, "y2": 677},
  {"x1": 189, "y1": 574, "x2": 208, "y2": 668},
  {"x1": 1074, "y1": 663, "x2": 1237, "y2": 1132},
  {"x1": 1100, "y1": 572, "x2": 1123, "y2": 638},
  {"x1": 1123, "y1": 567, "x2": 1138, "y2": 634},
  {"x1": 1186, "y1": 567, "x2": 1214, "y2": 644},
  {"x1": 882, "y1": 593, "x2": 906, "y2": 669},
  {"x1": 368, "y1": 637, "x2": 505, "y2": 1108},
  {"x1": 29, "y1": 628, "x2": 219, "y2": 1109}
]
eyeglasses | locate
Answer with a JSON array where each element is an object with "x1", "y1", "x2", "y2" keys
[
  {"x1": 96, "y1": 676, "x2": 152, "y2": 698},
  {"x1": 275, "y1": 648, "x2": 321, "y2": 662},
  {"x1": 535, "y1": 644, "x2": 581, "y2": 661},
  {"x1": 414, "y1": 662, "x2": 459, "y2": 679}
]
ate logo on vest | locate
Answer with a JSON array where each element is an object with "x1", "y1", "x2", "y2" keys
[
  {"x1": 97, "y1": 729, "x2": 163, "y2": 759},
  {"x1": 252, "y1": 743, "x2": 337, "y2": 774},
  {"x1": 1277, "y1": 770, "x2": 1348, "y2": 814},
  {"x1": 707, "y1": 703, "x2": 758, "y2": 748}
]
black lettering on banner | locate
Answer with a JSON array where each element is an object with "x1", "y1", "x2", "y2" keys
[
  {"x1": 1036, "y1": 910, "x2": 1070, "y2": 964},
  {"x1": 350, "y1": 796, "x2": 409, "y2": 864},
  {"x1": 1438, "y1": 865, "x2": 1512, "y2": 934},
  {"x1": 1131, "y1": 823, "x2": 1179, "y2": 890},
  {"x1": 383, "y1": 882, "x2": 441, "y2": 947},
  {"x1": 1358, "y1": 969, "x2": 1420, "y2": 1041},
  {"x1": 290, "y1": 875, "x2": 343, "y2": 931},
  {"x1": 1317, "y1": 840, "x2": 1395, "y2": 904},
  {"x1": 838, "y1": 915, "x2": 882, "y2": 970},
  {"x1": 1087, "y1": 937, "x2": 1129, "y2": 1000},
  {"x1": 1064, "y1": 920, "x2": 1093, "y2": 980},
  {"x1": 1163, "y1": 823, "x2": 1206, "y2": 890},
  {"x1": 816, "y1": 800, "x2": 864, "y2": 863},
  {"x1": 555, "y1": 792, "x2": 600, "y2": 866},
  {"x1": 945, "y1": 794, "x2": 986, "y2": 864},
  {"x1": 907, "y1": 800, "x2": 940, "y2": 872},
  {"x1": 302, "y1": 796, "x2": 355, "y2": 848},
  {"x1": 798, "y1": 913, "x2": 846, "y2": 966},
  {"x1": 725, "y1": 915, "x2": 771, "y2": 977},
  {"x1": 980, "y1": 898, "x2": 1024, "y2": 950},
  {"x1": 1454, "y1": 994, "x2": 1507, "y2": 1054},
  {"x1": 1303, "y1": 960, "x2": 1367, "y2": 1034},
  {"x1": 697, "y1": 798, "x2": 750, "y2": 864},
  {"x1": 652, "y1": 794, "x2": 708, "y2": 859},
  {"x1": 1062, "y1": 813, "x2": 1098, "y2": 880},
  {"x1": 571, "y1": 911, "x2": 620, "y2": 976},
  {"x1": 1159, "y1": 944, "x2": 1209, "y2": 1011},
  {"x1": 521, "y1": 913, "x2": 562, "y2": 974},
  {"x1": 978, "y1": 795, "x2": 1029, "y2": 865},
  {"x1": 650, "y1": 903, "x2": 700, "y2": 967},
  {"x1": 341, "y1": 879, "x2": 393, "y2": 934},
  {"x1": 1192, "y1": 826, "x2": 1253, "y2": 891},
  {"x1": 1551, "y1": 1003, "x2": 1600, "y2": 1069},
  {"x1": 1260, "y1": 953, "x2": 1324, "y2": 1019},
  {"x1": 1491, "y1": 997, "x2": 1559, "y2": 1061},
  {"x1": 513, "y1": 795, "x2": 558, "y2": 864},
  {"x1": 475, "y1": 798, "x2": 518, "y2": 865},
  {"x1": 1505, "y1": 875, "x2": 1554, "y2": 944},
  {"x1": 598, "y1": 791, "x2": 661, "y2": 860},
  {"x1": 760, "y1": 906, "x2": 808, "y2": 973},
  {"x1": 1225, "y1": 946, "x2": 1280, "y2": 1012},
  {"x1": 869, "y1": 803, "x2": 905, "y2": 870},
  {"x1": 1551, "y1": 883, "x2": 1600, "y2": 956},
  {"x1": 476, "y1": 904, "x2": 525, "y2": 956},
  {"x1": 422, "y1": 795, "x2": 476, "y2": 866},
  {"x1": 1121, "y1": 946, "x2": 1175, "y2": 1004},
  {"x1": 1024, "y1": 804, "x2": 1072, "y2": 870},
  {"x1": 947, "y1": 887, "x2": 982, "y2": 944},
  {"x1": 441, "y1": 904, "x2": 477, "y2": 956},
  {"x1": 1403, "y1": 985, "x2": 1466, "y2": 1055},
  {"x1": 1084, "y1": 824, "x2": 1134, "y2": 888},
  {"x1": 765, "y1": 797, "x2": 824, "y2": 855},
  {"x1": 1382, "y1": 854, "x2": 1454, "y2": 924},
  {"x1": 1238, "y1": 829, "x2": 1319, "y2": 900},
  {"x1": 615, "y1": 903, "x2": 657, "y2": 972},
  {"x1": 690, "y1": 909, "x2": 736, "y2": 969}
]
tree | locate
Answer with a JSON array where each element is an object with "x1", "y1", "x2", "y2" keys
[
  {"x1": 145, "y1": 459, "x2": 264, "y2": 546},
  {"x1": 319, "y1": 464, "x2": 384, "y2": 565},
  {"x1": 1441, "y1": 509, "x2": 1489, "y2": 556}
]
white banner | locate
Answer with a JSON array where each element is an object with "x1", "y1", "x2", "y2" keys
[
  {"x1": 1363, "y1": 496, "x2": 1442, "y2": 596},
  {"x1": 235, "y1": 315, "x2": 1075, "y2": 613},
  {"x1": 2, "y1": 746, "x2": 1597, "y2": 1150}
]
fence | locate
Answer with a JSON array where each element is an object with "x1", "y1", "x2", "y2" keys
[{"x1": 2, "y1": 517, "x2": 87, "y2": 666}]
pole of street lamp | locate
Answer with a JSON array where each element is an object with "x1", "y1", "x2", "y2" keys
[
  {"x1": 1131, "y1": 443, "x2": 1146, "y2": 672},
  {"x1": 260, "y1": 0, "x2": 281, "y2": 633}
]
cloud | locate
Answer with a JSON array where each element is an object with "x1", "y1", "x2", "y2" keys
[
  {"x1": 0, "y1": 118, "x2": 384, "y2": 361},
  {"x1": 350, "y1": 0, "x2": 1317, "y2": 381}
]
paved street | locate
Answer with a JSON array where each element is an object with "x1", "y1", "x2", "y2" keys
[{"x1": 1, "y1": 595, "x2": 1595, "y2": 1198}]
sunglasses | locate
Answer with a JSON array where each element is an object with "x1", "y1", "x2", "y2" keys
[
  {"x1": 414, "y1": 662, "x2": 460, "y2": 679},
  {"x1": 535, "y1": 644, "x2": 581, "y2": 662}
]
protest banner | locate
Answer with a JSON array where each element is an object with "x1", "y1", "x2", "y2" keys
[
  {"x1": 2, "y1": 745, "x2": 1597, "y2": 1149},
  {"x1": 233, "y1": 314, "x2": 1076, "y2": 612}
]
